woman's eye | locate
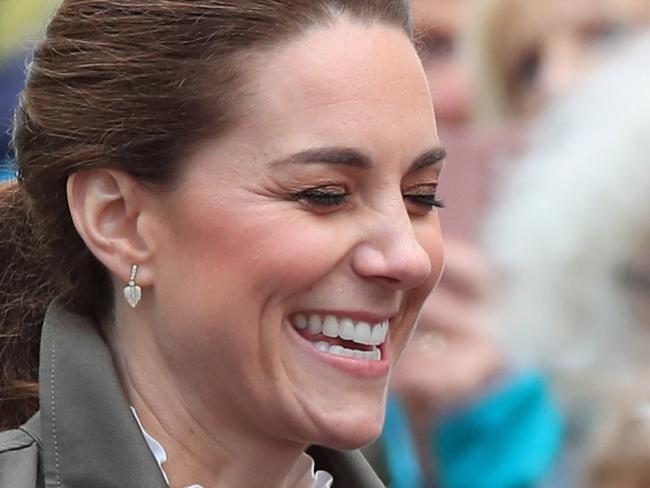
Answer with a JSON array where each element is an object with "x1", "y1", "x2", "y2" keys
[
  {"x1": 293, "y1": 185, "x2": 348, "y2": 208},
  {"x1": 406, "y1": 195, "x2": 446, "y2": 208},
  {"x1": 404, "y1": 185, "x2": 445, "y2": 212}
]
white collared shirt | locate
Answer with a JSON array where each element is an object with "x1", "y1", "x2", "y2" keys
[{"x1": 131, "y1": 408, "x2": 333, "y2": 488}]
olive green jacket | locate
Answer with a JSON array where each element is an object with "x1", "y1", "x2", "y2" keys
[{"x1": 0, "y1": 303, "x2": 385, "y2": 487}]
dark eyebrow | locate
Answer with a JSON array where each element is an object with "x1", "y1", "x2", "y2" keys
[
  {"x1": 270, "y1": 146, "x2": 446, "y2": 170},
  {"x1": 270, "y1": 147, "x2": 372, "y2": 168},
  {"x1": 409, "y1": 147, "x2": 447, "y2": 172}
]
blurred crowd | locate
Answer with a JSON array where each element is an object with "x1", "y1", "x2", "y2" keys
[
  {"x1": 2, "y1": 0, "x2": 650, "y2": 487},
  {"x1": 365, "y1": 0, "x2": 650, "y2": 487}
]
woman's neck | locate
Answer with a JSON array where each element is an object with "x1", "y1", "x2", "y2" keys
[
  {"x1": 107, "y1": 311, "x2": 308, "y2": 488},
  {"x1": 129, "y1": 390, "x2": 306, "y2": 488}
]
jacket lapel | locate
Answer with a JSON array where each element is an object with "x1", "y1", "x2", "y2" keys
[{"x1": 38, "y1": 302, "x2": 167, "y2": 488}]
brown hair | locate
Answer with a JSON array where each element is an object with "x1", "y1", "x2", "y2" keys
[{"x1": 0, "y1": 0, "x2": 412, "y2": 430}]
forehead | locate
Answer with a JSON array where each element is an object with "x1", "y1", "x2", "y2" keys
[{"x1": 239, "y1": 19, "x2": 438, "y2": 151}]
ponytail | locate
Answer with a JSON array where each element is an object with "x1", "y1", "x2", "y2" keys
[{"x1": 0, "y1": 181, "x2": 57, "y2": 429}]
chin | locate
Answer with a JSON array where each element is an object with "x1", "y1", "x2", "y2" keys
[{"x1": 313, "y1": 407, "x2": 385, "y2": 451}]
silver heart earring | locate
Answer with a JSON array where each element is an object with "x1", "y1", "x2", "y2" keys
[{"x1": 123, "y1": 264, "x2": 142, "y2": 308}]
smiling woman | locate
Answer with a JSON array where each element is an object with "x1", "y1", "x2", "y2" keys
[{"x1": 0, "y1": 1, "x2": 445, "y2": 487}]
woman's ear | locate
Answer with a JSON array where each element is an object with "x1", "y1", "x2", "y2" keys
[{"x1": 67, "y1": 169, "x2": 157, "y2": 286}]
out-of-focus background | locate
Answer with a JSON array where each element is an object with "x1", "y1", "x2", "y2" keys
[
  {"x1": 371, "y1": 0, "x2": 650, "y2": 486},
  {"x1": 3, "y1": 1, "x2": 650, "y2": 487},
  {"x1": 0, "y1": 0, "x2": 59, "y2": 178}
]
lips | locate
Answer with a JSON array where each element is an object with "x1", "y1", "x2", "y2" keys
[{"x1": 289, "y1": 313, "x2": 389, "y2": 362}]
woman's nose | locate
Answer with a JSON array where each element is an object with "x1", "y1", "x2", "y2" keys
[{"x1": 351, "y1": 211, "x2": 434, "y2": 290}]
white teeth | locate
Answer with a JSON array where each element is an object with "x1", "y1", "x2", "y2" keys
[
  {"x1": 339, "y1": 318, "x2": 355, "y2": 341},
  {"x1": 314, "y1": 341, "x2": 330, "y2": 352},
  {"x1": 354, "y1": 322, "x2": 372, "y2": 345},
  {"x1": 292, "y1": 314, "x2": 390, "y2": 346},
  {"x1": 308, "y1": 315, "x2": 322, "y2": 335},
  {"x1": 370, "y1": 323, "x2": 384, "y2": 345},
  {"x1": 294, "y1": 314, "x2": 308, "y2": 330},
  {"x1": 322, "y1": 315, "x2": 339, "y2": 338},
  {"x1": 313, "y1": 342, "x2": 382, "y2": 361}
]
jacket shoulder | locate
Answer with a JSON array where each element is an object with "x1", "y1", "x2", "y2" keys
[
  {"x1": 0, "y1": 427, "x2": 41, "y2": 487},
  {"x1": 0, "y1": 427, "x2": 37, "y2": 451}
]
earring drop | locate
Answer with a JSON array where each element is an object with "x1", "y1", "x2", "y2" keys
[{"x1": 123, "y1": 264, "x2": 142, "y2": 308}]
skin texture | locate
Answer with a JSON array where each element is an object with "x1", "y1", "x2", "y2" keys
[{"x1": 68, "y1": 18, "x2": 444, "y2": 488}]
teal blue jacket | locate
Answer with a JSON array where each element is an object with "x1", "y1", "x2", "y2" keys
[{"x1": 381, "y1": 372, "x2": 564, "y2": 488}]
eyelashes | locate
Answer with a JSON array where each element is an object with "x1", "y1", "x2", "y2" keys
[
  {"x1": 292, "y1": 184, "x2": 444, "y2": 212},
  {"x1": 292, "y1": 185, "x2": 349, "y2": 208},
  {"x1": 403, "y1": 184, "x2": 446, "y2": 210},
  {"x1": 404, "y1": 194, "x2": 446, "y2": 209}
]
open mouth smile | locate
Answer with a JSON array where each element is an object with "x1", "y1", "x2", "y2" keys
[{"x1": 289, "y1": 313, "x2": 389, "y2": 362}]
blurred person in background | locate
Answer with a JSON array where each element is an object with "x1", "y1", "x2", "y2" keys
[
  {"x1": 0, "y1": 0, "x2": 59, "y2": 179},
  {"x1": 365, "y1": 1, "x2": 564, "y2": 487},
  {"x1": 372, "y1": 0, "x2": 650, "y2": 485},
  {"x1": 485, "y1": 35, "x2": 650, "y2": 487},
  {"x1": 414, "y1": 0, "x2": 524, "y2": 239},
  {"x1": 470, "y1": 0, "x2": 650, "y2": 122}
]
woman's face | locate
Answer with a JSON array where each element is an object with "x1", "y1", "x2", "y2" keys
[{"x1": 146, "y1": 20, "x2": 444, "y2": 449}]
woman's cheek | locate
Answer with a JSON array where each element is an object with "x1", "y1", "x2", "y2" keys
[
  {"x1": 417, "y1": 219, "x2": 445, "y2": 282},
  {"x1": 239, "y1": 217, "x2": 361, "y2": 294}
]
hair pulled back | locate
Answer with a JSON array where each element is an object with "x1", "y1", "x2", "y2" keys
[{"x1": 0, "y1": 0, "x2": 412, "y2": 429}]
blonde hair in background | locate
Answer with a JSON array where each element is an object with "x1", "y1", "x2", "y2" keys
[{"x1": 466, "y1": 0, "x2": 545, "y2": 122}]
